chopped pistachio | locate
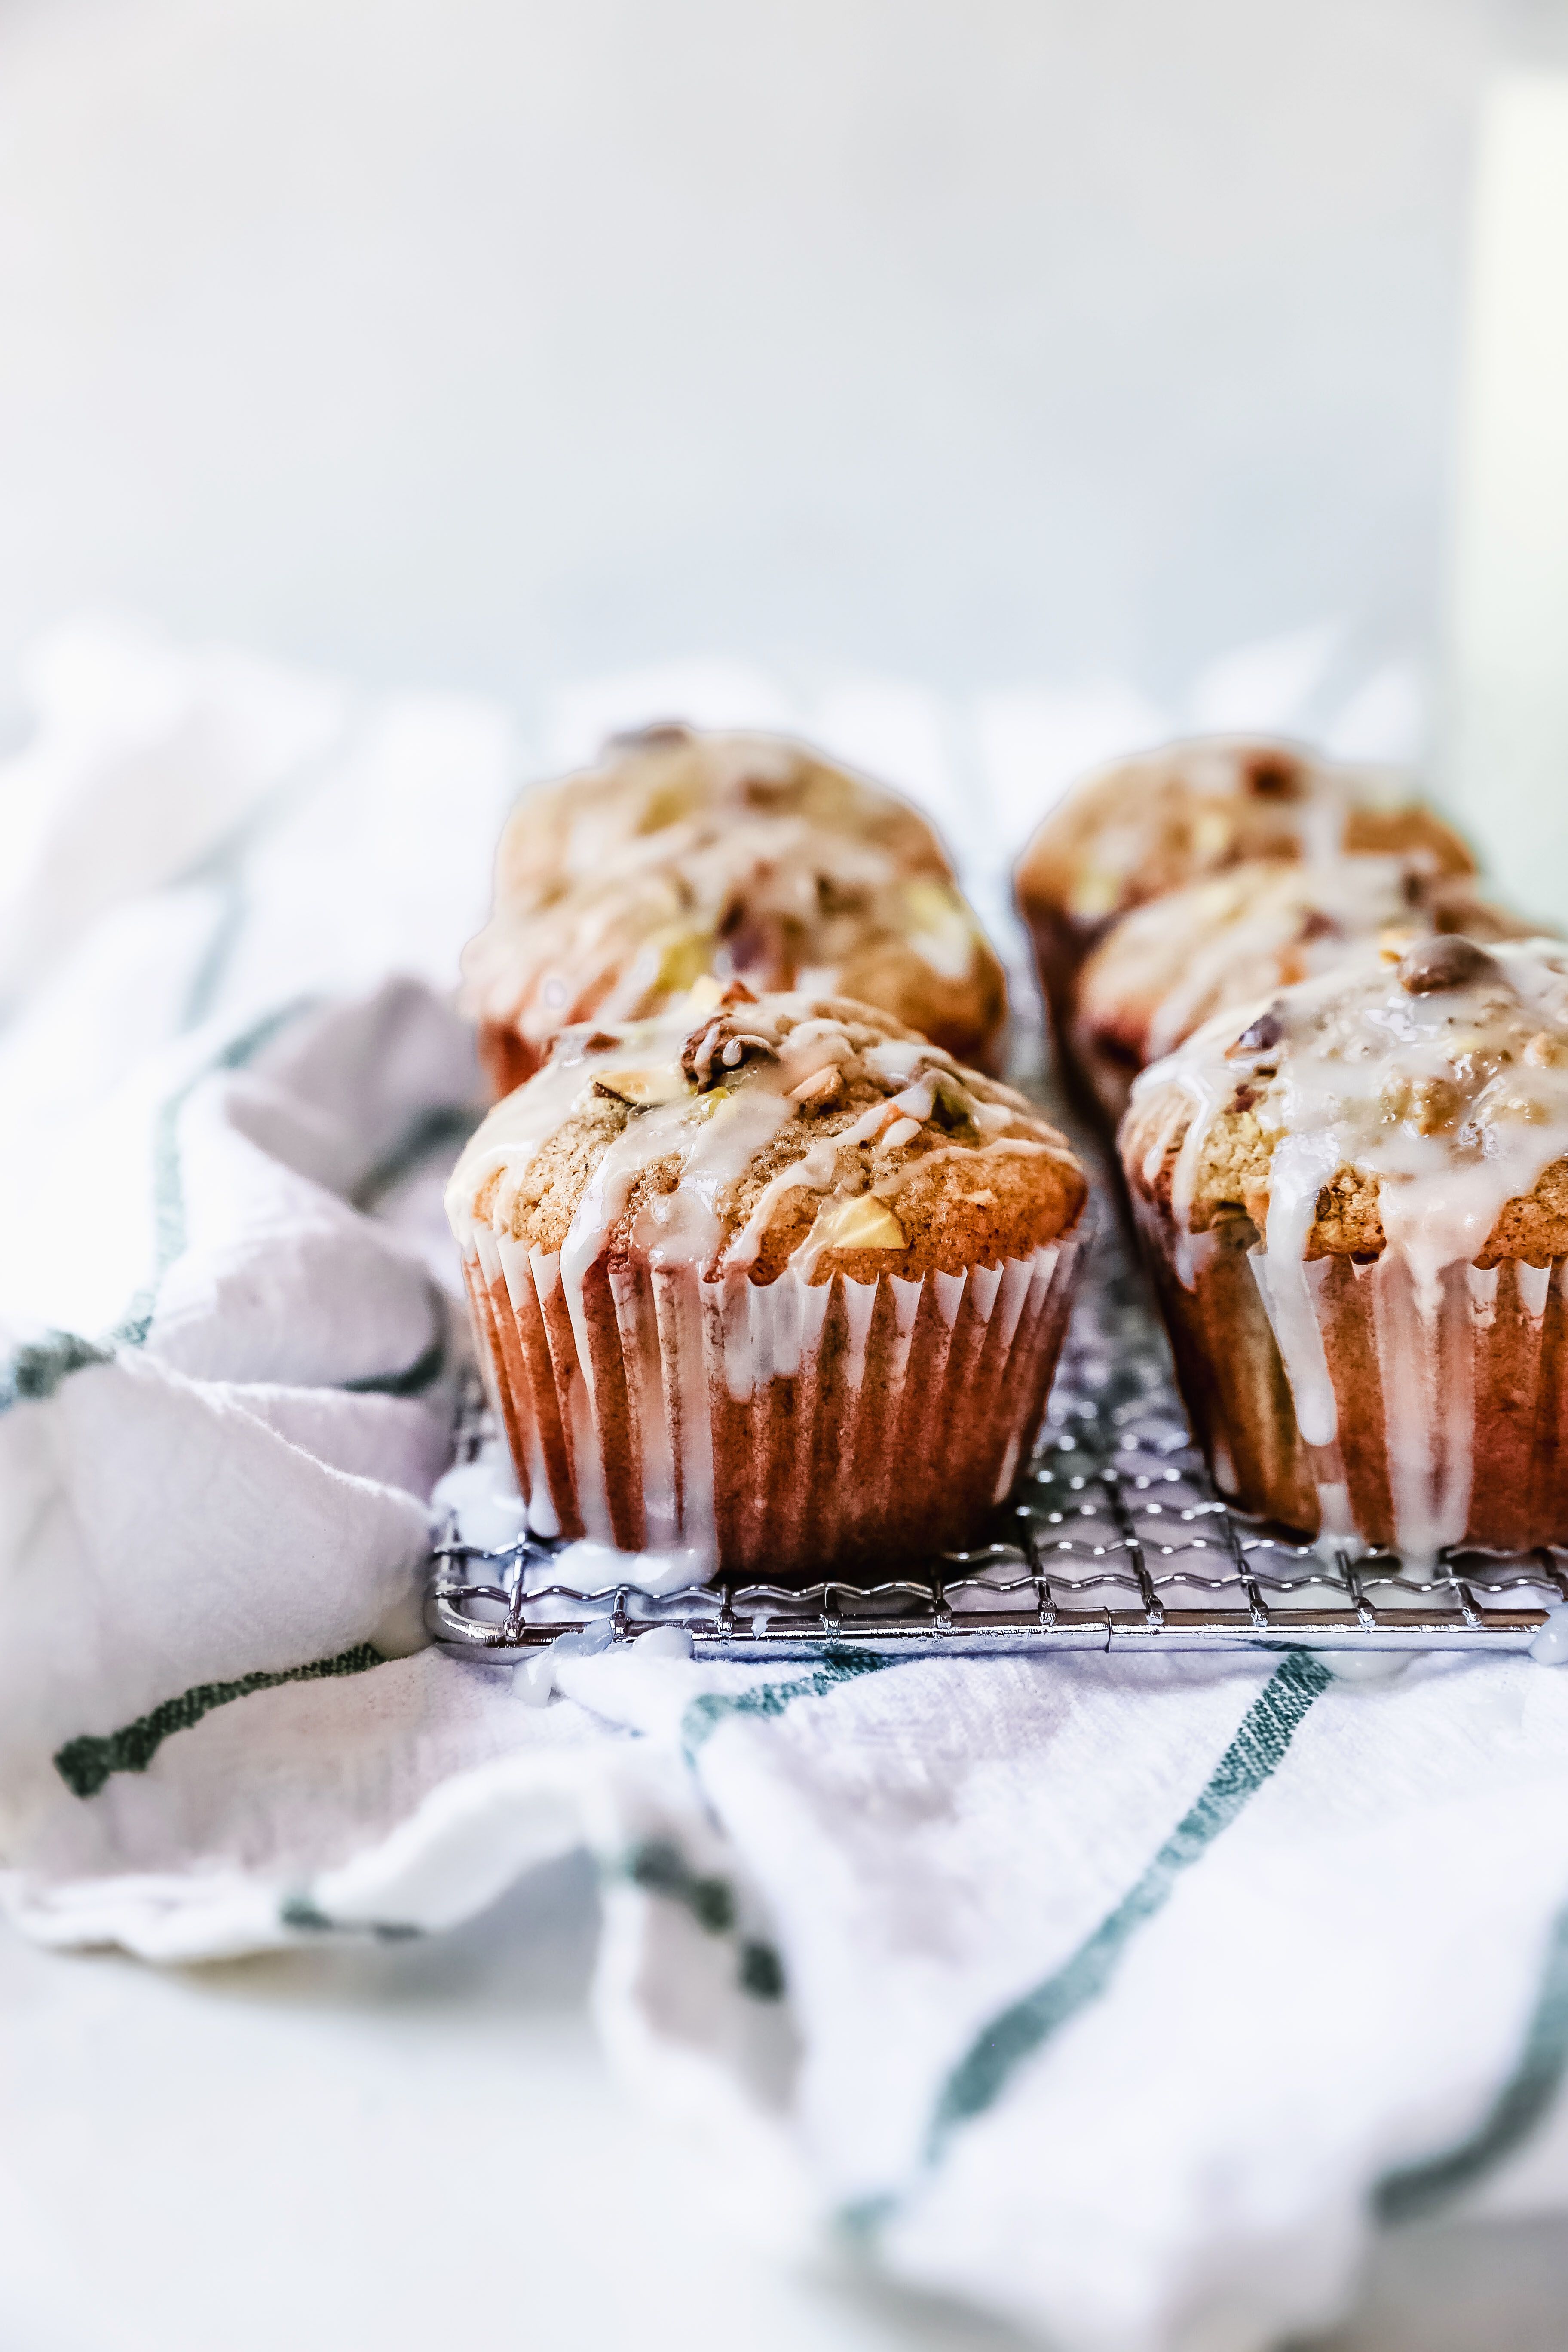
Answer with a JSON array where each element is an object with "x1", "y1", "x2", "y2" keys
[{"x1": 928, "y1": 1074, "x2": 981, "y2": 1140}]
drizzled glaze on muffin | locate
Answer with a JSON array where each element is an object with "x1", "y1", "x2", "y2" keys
[
  {"x1": 462, "y1": 814, "x2": 1006, "y2": 1091},
  {"x1": 1017, "y1": 736, "x2": 1475, "y2": 935},
  {"x1": 1125, "y1": 937, "x2": 1568, "y2": 1558},
  {"x1": 491, "y1": 725, "x2": 953, "y2": 916},
  {"x1": 1132, "y1": 936, "x2": 1568, "y2": 1276},
  {"x1": 1071, "y1": 854, "x2": 1536, "y2": 1118},
  {"x1": 448, "y1": 981, "x2": 1084, "y2": 1302}
]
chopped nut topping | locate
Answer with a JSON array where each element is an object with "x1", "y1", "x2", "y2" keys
[
  {"x1": 1396, "y1": 934, "x2": 1501, "y2": 995},
  {"x1": 790, "y1": 1065, "x2": 845, "y2": 1112},
  {"x1": 680, "y1": 1011, "x2": 779, "y2": 1089},
  {"x1": 928, "y1": 1074, "x2": 982, "y2": 1141},
  {"x1": 1242, "y1": 750, "x2": 1305, "y2": 799},
  {"x1": 1380, "y1": 1073, "x2": 1462, "y2": 1134},
  {"x1": 1525, "y1": 1031, "x2": 1564, "y2": 1069},
  {"x1": 1225, "y1": 1006, "x2": 1284, "y2": 1057}
]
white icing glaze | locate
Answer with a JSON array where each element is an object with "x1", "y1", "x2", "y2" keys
[
  {"x1": 449, "y1": 988, "x2": 1067, "y2": 1303},
  {"x1": 1045, "y1": 737, "x2": 1422, "y2": 923},
  {"x1": 1140, "y1": 855, "x2": 1420, "y2": 1062},
  {"x1": 464, "y1": 768, "x2": 992, "y2": 1062},
  {"x1": 1133, "y1": 936, "x2": 1568, "y2": 1559},
  {"x1": 448, "y1": 986, "x2": 1090, "y2": 1562}
]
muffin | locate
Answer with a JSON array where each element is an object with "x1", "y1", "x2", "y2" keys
[
  {"x1": 463, "y1": 815, "x2": 1008, "y2": 1096},
  {"x1": 1013, "y1": 735, "x2": 1476, "y2": 1083},
  {"x1": 1072, "y1": 855, "x2": 1537, "y2": 1126},
  {"x1": 491, "y1": 723, "x2": 954, "y2": 918},
  {"x1": 1122, "y1": 934, "x2": 1568, "y2": 1560},
  {"x1": 446, "y1": 983, "x2": 1091, "y2": 1579}
]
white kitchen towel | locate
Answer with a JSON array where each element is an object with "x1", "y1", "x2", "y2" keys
[
  {"x1": 557, "y1": 1639, "x2": 1568, "y2": 2352},
  {"x1": 7, "y1": 618, "x2": 1568, "y2": 2352}
]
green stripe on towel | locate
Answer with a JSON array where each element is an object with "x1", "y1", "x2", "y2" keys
[
  {"x1": 612, "y1": 1837, "x2": 787, "y2": 2002},
  {"x1": 925, "y1": 1650, "x2": 1331, "y2": 2160},
  {"x1": 342, "y1": 1326, "x2": 447, "y2": 1399},
  {"x1": 53, "y1": 1640, "x2": 386, "y2": 1799},
  {"x1": 115, "y1": 997, "x2": 318, "y2": 1347},
  {"x1": 840, "y1": 1651, "x2": 1332, "y2": 2236},
  {"x1": 680, "y1": 1644, "x2": 896, "y2": 1765},
  {"x1": 1375, "y1": 1901, "x2": 1568, "y2": 2224},
  {"x1": 0, "y1": 1330, "x2": 113, "y2": 1412},
  {"x1": 352, "y1": 1104, "x2": 482, "y2": 1213}
]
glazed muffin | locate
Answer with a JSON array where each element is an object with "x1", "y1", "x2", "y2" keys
[
  {"x1": 463, "y1": 813, "x2": 1008, "y2": 1096},
  {"x1": 1014, "y1": 735, "x2": 1476, "y2": 1080},
  {"x1": 491, "y1": 723, "x2": 953, "y2": 918},
  {"x1": 446, "y1": 983, "x2": 1090, "y2": 1579},
  {"x1": 1072, "y1": 855, "x2": 1537, "y2": 1126},
  {"x1": 1122, "y1": 934, "x2": 1568, "y2": 1560}
]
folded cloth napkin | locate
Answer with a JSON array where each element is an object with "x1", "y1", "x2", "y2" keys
[{"x1": 6, "y1": 620, "x2": 1568, "y2": 2352}]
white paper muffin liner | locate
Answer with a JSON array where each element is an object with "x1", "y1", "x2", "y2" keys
[
  {"x1": 1132, "y1": 1188, "x2": 1568, "y2": 1561},
  {"x1": 460, "y1": 1213, "x2": 1090, "y2": 1580}
]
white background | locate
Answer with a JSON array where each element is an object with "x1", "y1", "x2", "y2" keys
[{"x1": 0, "y1": 0, "x2": 1510, "y2": 724}]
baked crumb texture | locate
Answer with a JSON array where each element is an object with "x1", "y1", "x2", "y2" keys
[
  {"x1": 1121, "y1": 937, "x2": 1568, "y2": 1559},
  {"x1": 464, "y1": 725, "x2": 1007, "y2": 1093},
  {"x1": 1012, "y1": 734, "x2": 1476, "y2": 1095},
  {"x1": 447, "y1": 986, "x2": 1090, "y2": 1578}
]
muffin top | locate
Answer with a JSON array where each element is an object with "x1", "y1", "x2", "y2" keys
[
  {"x1": 448, "y1": 983, "x2": 1086, "y2": 1289},
  {"x1": 1015, "y1": 735, "x2": 1475, "y2": 937},
  {"x1": 493, "y1": 724, "x2": 953, "y2": 916},
  {"x1": 462, "y1": 814, "x2": 1007, "y2": 1088},
  {"x1": 1124, "y1": 935, "x2": 1568, "y2": 1277},
  {"x1": 1075, "y1": 854, "x2": 1537, "y2": 1083}
]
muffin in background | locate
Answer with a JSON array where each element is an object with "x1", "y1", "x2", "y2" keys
[
  {"x1": 1072, "y1": 854, "x2": 1538, "y2": 1126},
  {"x1": 464, "y1": 720, "x2": 1003, "y2": 1093},
  {"x1": 447, "y1": 985, "x2": 1090, "y2": 1580},
  {"x1": 1122, "y1": 934, "x2": 1568, "y2": 1561},
  {"x1": 464, "y1": 815, "x2": 1008, "y2": 1096},
  {"x1": 491, "y1": 723, "x2": 954, "y2": 917},
  {"x1": 1013, "y1": 735, "x2": 1476, "y2": 1082}
]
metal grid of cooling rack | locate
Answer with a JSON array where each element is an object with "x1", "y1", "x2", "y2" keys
[{"x1": 425, "y1": 1197, "x2": 1568, "y2": 1665}]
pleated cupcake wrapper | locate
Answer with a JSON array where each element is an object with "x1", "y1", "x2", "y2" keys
[
  {"x1": 1132, "y1": 1191, "x2": 1568, "y2": 1560},
  {"x1": 461, "y1": 1212, "x2": 1091, "y2": 1580}
]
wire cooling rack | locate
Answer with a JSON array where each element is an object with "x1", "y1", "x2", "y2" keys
[{"x1": 425, "y1": 1175, "x2": 1568, "y2": 1665}]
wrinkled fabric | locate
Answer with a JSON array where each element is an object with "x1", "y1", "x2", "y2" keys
[{"x1": 5, "y1": 621, "x2": 1568, "y2": 2352}]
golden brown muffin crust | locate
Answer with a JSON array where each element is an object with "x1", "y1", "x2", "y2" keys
[
  {"x1": 1015, "y1": 736, "x2": 1475, "y2": 938},
  {"x1": 463, "y1": 827, "x2": 1009, "y2": 1091},
  {"x1": 1073, "y1": 853, "x2": 1538, "y2": 1115},
  {"x1": 494, "y1": 725, "x2": 954, "y2": 915},
  {"x1": 451, "y1": 986, "x2": 1087, "y2": 1285},
  {"x1": 1122, "y1": 938, "x2": 1568, "y2": 1268}
]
